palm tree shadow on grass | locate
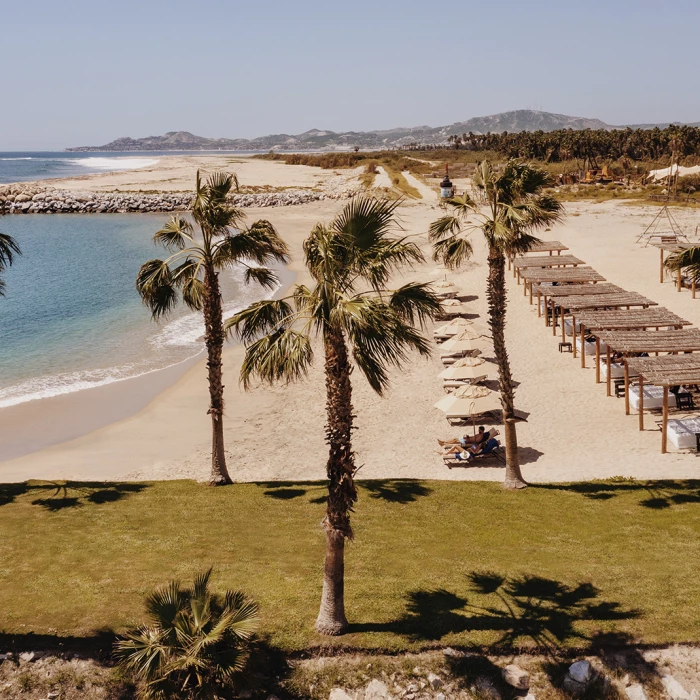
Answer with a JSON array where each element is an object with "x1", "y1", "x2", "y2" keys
[
  {"x1": 0, "y1": 481, "x2": 148, "y2": 511},
  {"x1": 533, "y1": 479, "x2": 700, "y2": 510},
  {"x1": 258, "y1": 480, "x2": 432, "y2": 505},
  {"x1": 351, "y1": 571, "x2": 640, "y2": 652}
]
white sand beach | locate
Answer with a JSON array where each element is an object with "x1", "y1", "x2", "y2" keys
[{"x1": 3, "y1": 156, "x2": 700, "y2": 484}]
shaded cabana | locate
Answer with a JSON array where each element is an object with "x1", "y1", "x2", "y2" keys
[
  {"x1": 552, "y1": 292, "x2": 658, "y2": 353},
  {"x1": 513, "y1": 254, "x2": 584, "y2": 284},
  {"x1": 625, "y1": 355, "x2": 700, "y2": 453},
  {"x1": 594, "y1": 328, "x2": 700, "y2": 400},
  {"x1": 519, "y1": 267, "x2": 606, "y2": 304},
  {"x1": 578, "y1": 309, "x2": 691, "y2": 388}
]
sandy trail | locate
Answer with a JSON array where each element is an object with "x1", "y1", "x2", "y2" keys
[
  {"x1": 372, "y1": 166, "x2": 393, "y2": 189},
  {"x1": 3, "y1": 171, "x2": 700, "y2": 484}
]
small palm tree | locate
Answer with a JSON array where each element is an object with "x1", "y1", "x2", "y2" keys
[
  {"x1": 226, "y1": 197, "x2": 441, "y2": 634},
  {"x1": 665, "y1": 246, "x2": 700, "y2": 281},
  {"x1": 0, "y1": 232, "x2": 21, "y2": 297},
  {"x1": 429, "y1": 161, "x2": 564, "y2": 489},
  {"x1": 136, "y1": 171, "x2": 290, "y2": 486},
  {"x1": 115, "y1": 568, "x2": 259, "y2": 700}
]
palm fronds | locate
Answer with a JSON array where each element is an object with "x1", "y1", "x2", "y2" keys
[
  {"x1": 665, "y1": 246, "x2": 700, "y2": 281},
  {"x1": 115, "y1": 569, "x2": 258, "y2": 700},
  {"x1": 0, "y1": 232, "x2": 21, "y2": 297}
]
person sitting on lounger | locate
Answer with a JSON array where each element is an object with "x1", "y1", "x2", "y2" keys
[{"x1": 438, "y1": 426, "x2": 489, "y2": 448}]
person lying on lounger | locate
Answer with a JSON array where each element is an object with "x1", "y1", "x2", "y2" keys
[
  {"x1": 438, "y1": 426, "x2": 489, "y2": 448},
  {"x1": 441, "y1": 437, "x2": 500, "y2": 461}
]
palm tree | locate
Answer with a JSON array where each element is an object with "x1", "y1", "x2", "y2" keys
[
  {"x1": 226, "y1": 197, "x2": 441, "y2": 634},
  {"x1": 665, "y1": 246, "x2": 700, "y2": 281},
  {"x1": 0, "y1": 232, "x2": 21, "y2": 297},
  {"x1": 136, "y1": 171, "x2": 290, "y2": 486},
  {"x1": 429, "y1": 161, "x2": 564, "y2": 489},
  {"x1": 115, "y1": 568, "x2": 259, "y2": 700}
]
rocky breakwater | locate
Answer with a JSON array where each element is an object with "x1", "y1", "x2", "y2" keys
[{"x1": 0, "y1": 183, "x2": 360, "y2": 214}]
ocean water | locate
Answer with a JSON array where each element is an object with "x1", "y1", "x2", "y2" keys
[
  {"x1": 0, "y1": 214, "x2": 274, "y2": 408},
  {"x1": 0, "y1": 151, "x2": 261, "y2": 184}
]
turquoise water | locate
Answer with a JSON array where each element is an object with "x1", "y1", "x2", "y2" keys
[{"x1": 0, "y1": 214, "x2": 271, "y2": 407}]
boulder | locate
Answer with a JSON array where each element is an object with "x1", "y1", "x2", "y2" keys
[
  {"x1": 503, "y1": 664, "x2": 530, "y2": 690},
  {"x1": 329, "y1": 690, "x2": 355, "y2": 700},
  {"x1": 662, "y1": 675, "x2": 691, "y2": 700},
  {"x1": 364, "y1": 679, "x2": 390, "y2": 699},
  {"x1": 625, "y1": 684, "x2": 648, "y2": 700},
  {"x1": 569, "y1": 660, "x2": 593, "y2": 684},
  {"x1": 427, "y1": 672, "x2": 443, "y2": 689}
]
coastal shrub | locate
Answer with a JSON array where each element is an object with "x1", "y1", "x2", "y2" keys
[{"x1": 115, "y1": 568, "x2": 259, "y2": 700}]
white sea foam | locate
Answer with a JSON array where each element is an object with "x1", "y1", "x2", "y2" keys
[
  {"x1": 0, "y1": 266, "x2": 282, "y2": 409},
  {"x1": 73, "y1": 157, "x2": 160, "y2": 170},
  {"x1": 0, "y1": 157, "x2": 33, "y2": 160}
]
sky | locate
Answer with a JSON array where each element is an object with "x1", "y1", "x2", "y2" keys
[{"x1": 2, "y1": 0, "x2": 699, "y2": 150}]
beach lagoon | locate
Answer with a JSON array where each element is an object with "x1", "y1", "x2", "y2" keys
[{"x1": 0, "y1": 214, "x2": 272, "y2": 409}]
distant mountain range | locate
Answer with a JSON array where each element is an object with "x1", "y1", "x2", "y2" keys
[{"x1": 68, "y1": 110, "x2": 700, "y2": 152}]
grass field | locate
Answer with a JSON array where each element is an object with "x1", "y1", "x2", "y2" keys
[{"x1": 0, "y1": 479, "x2": 699, "y2": 654}]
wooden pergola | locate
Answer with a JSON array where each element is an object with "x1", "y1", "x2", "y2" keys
[
  {"x1": 551, "y1": 292, "x2": 658, "y2": 352},
  {"x1": 594, "y1": 328, "x2": 700, "y2": 402},
  {"x1": 625, "y1": 355, "x2": 700, "y2": 453},
  {"x1": 525, "y1": 241, "x2": 569, "y2": 255},
  {"x1": 519, "y1": 267, "x2": 606, "y2": 304},
  {"x1": 533, "y1": 283, "x2": 625, "y2": 324},
  {"x1": 508, "y1": 240, "x2": 569, "y2": 270},
  {"x1": 577, "y1": 309, "x2": 692, "y2": 394},
  {"x1": 513, "y1": 255, "x2": 584, "y2": 285}
]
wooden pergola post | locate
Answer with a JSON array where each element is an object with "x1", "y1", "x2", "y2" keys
[
  {"x1": 523, "y1": 277, "x2": 528, "y2": 296},
  {"x1": 581, "y1": 326, "x2": 586, "y2": 369},
  {"x1": 561, "y1": 313, "x2": 566, "y2": 343},
  {"x1": 572, "y1": 315, "x2": 577, "y2": 358},
  {"x1": 516, "y1": 269, "x2": 521, "y2": 285},
  {"x1": 529, "y1": 281, "x2": 533, "y2": 304},
  {"x1": 537, "y1": 289, "x2": 542, "y2": 317},
  {"x1": 677, "y1": 267, "x2": 682, "y2": 292},
  {"x1": 660, "y1": 247, "x2": 664, "y2": 284},
  {"x1": 638, "y1": 374, "x2": 644, "y2": 431},
  {"x1": 595, "y1": 337, "x2": 600, "y2": 382},
  {"x1": 624, "y1": 360, "x2": 630, "y2": 414},
  {"x1": 606, "y1": 345, "x2": 612, "y2": 396},
  {"x1": 661, "y1": 386, "x2": 669, "y2": 453},
  {"x1": 552, "y1": 301, "x2": 558, "y2": 336},
  {"x1": 693, "y1": 278, "x2": 696, "y2": 299}
]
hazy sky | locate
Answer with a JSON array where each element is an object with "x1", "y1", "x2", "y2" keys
[{"x1": 2, "y1": 0, "x2": 699, "y2": 150}]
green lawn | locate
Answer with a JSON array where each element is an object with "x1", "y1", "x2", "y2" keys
[{"x1": 0, "y1": 479, "x2": 699, "y2": 653}]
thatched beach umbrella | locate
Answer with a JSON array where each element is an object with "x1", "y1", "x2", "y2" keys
[
  {"x1": 434, "y1": 278, "x2": 460, "y2": 298},
  {"x1": 452, "y1": 357, "x2": 486, "y2": 368},
  {"x1": 439, "y1": 363, "x2": 489, "y2": 381}
]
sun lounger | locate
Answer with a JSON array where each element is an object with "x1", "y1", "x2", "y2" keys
[
  {"x1": 442, "y1": 437, "x2": 504, "y2": 467},
  {"x1": 629, "y1": 385, "x2": 678, "y2": 411},
  {"x1": 666, "y1": 417, "x2": 700, "y2": 449},
  {"x1": 442, "y1": 375, "x2": 488, "y2": 391}
]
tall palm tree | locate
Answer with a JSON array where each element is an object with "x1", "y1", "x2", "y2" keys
[
  {"x1": 0, "y1": 232, "x2": 21, "y2": 297},
  {"x1": 429, "y1": 161, "x2": 564, "y2": 489},
  {"x1": 226, "y1": 197, "x2": 441, "y2": 634},
  {"x1": 136, "y1": 171, "x2": 290, "y2": 486}
]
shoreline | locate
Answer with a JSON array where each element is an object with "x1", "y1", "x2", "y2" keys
[{"x1": 0, "y1": 264, "x2": 297, "y2": 464}]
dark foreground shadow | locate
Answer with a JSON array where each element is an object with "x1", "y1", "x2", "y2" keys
[
  {"x1": 259, "y1": 480, "x2": 433, "y2": 505},
  {"x1": 0, "y1": 481, "x2": 149, "y2": 511},
  {"x1": 351, "y1": 571, "x2": 640, "y2": 652},
  {"x1": 533, "y1": 479, "x2": 700, "y2": 510}
]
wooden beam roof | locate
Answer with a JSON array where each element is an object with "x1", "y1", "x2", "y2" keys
[
  {"x1": 597, "y1": 329, "x2": 700, "y2": 353},
  {"x1": 532, "y1": 283, "x2": 624, "y2": 297},
  {"x1": 578, "y1": 308, "x2": 690, "y2": 331},
  {"x1": 513, "y1": 254, "x2": 585, "y2": 269},
  {"x1": 524, "y1": 241, "x2": 569, "y2": 254},
  {"x1": 551, "y1": 292, "x2": 657, "y2": 311},
  {"x1": 520, "y1": 267, "x2": 606, "y2": 283}
]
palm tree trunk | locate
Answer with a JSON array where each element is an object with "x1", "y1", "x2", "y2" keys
[
  {"x1": 202, "y1": 263, "x2": 232, "y2": 486},
  {"x1": 315, "y1": 327, "x2": 357, "y2": 635},
  {"x1": 486, "y1": 248, "x2": 527, "y2": 489}
]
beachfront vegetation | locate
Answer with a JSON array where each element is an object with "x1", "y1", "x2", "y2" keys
[
  {"x1": 135, "y1": 171, "x2": 289, "y2": 486},
  {"x1": 430, "y1": 161, "x2": 564, "y2": 489},
  {"x1": 0, "y1": 232, "x2": 21, "y2": 297},
  {"x1": 0, "y1": 479, "x2": 698, "y2": 653},
  {"x1": 115, "y1": 568, "x2": 259, "y2": 700},
  {"x1": 665, "y1": 245, "x2": 700, "y2": 281},
  {"x1": 226, "y1": 197, "x2": 442, "y2": 635}
]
